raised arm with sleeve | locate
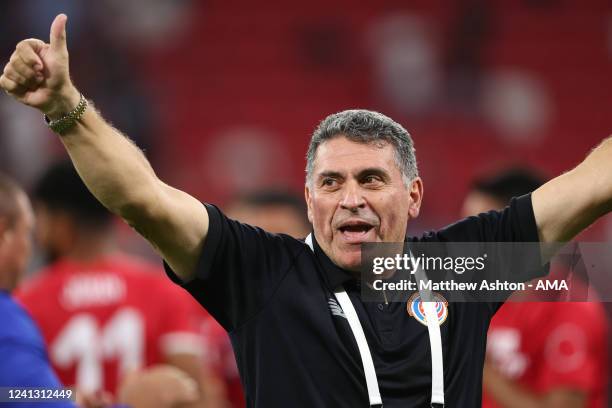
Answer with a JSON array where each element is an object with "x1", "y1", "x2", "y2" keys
[
  {"x1": 532, "y1": 136, "x2": 612, "y2": 245},
  {"x1": 0, "y1": 14, "x2": 206, "y2": 281}
]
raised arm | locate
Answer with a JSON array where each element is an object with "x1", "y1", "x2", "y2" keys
[
  {"x1": 0, "y1": 14, "x2": 206, "y2": 280},
  {"x1": 532, "y1": 136, "x2": 612, "y2": 244}
]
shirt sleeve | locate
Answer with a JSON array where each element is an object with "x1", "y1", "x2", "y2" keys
[
  {"x1": 433, "y1": 194, "x2": 541, "y2": 243},
  {"x1": 0, "y1": 341, "x2": 75, "y2": 407},
  {"x1": 423, "y1": 194, "x2": 548, "y2": 313},
  {"x1": 164, "y1": 204, "x2": 306, "y2": 331}
]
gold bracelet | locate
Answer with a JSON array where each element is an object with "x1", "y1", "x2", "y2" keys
[{"x1": 44, "y1": 94, "x2": 88, "y2": 135}]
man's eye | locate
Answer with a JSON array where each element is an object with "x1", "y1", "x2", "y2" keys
[
  {"x1": 322, "y1": 178, "x2": 337, "y2": 187},
  {"x1": 363, "y1": 175, "x2": 381, "y2": 184}
]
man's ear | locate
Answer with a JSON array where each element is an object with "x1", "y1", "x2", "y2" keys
[
  {"x1": 304, "y1": 185, "x2": 314, "y2": 224},
  {"x1": 408, "y1": 177, "x2": 424, "y2": 219}
]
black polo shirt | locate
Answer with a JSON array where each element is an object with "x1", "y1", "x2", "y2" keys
[{"x1": 165, "y1": 194, "x2": 543, "y2": 407}]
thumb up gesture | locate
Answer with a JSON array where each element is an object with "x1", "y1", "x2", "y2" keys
[{"x1": 0, "y1": 14, "x2": 80, "y2": 120}]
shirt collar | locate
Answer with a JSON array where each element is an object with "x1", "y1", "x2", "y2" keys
[
  {"x1": 309, "y1": 232, "x2": 360, "y2": 290},
  {"x1": 309, "y1": 232, "x2": 413, "y2": 291}
]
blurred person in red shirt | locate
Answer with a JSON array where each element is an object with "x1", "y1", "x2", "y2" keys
[
  {"x1": 0, "y1": 169, "x2": 213, "y2": 408},
  {"x1": 462, "y1": 168, "x2": 608, "y2": 408},
  {"x1": 15, "y1": 161, "x2": 219, "y2": 404}
]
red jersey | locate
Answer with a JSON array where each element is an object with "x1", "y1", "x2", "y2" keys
[
  {"x1": 483, "y1": 301, "x2": 608, "y2": 408},
  {"x1": 15, "y1": 254, "x2": 202, "y2": 395}
]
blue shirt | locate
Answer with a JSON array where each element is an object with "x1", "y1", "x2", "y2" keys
[{"x1": 0, "y1": 290, "x2": 74, "y2": 407}]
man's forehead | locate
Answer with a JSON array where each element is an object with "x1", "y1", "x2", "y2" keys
[{"x1": 312, "y1": 137, "x2": 397, "y2": 175}]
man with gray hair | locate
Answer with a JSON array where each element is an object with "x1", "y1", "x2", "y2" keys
[
  {"x1": 2, "y1": 14, "x2": 612, "y2": 407},
  {"x1": 306, "y1": 109, "x2": 419, "y2": 185}
]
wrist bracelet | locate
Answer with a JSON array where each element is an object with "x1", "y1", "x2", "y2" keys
[{"x1": 44, "y1": 94, "x2": 88, "y2": 135}]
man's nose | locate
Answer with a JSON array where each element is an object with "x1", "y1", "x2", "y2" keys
[{"x1": 339, "y1": 182, "x2": 366, "y2": 211}]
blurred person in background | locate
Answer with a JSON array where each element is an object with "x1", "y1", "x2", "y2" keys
[
  {"x1": 226, "y1": 190, "x2": 311, "y2": 238},
  {"x1": 461, "y1": 168, "x2": 608, "y2": 408},
  {"x1": 15, "y1": 161, "x2": 222, "y2": 406},
  {"x1": 117, "y1": 365, "x2": 199, "y2": 408},
  {"x1": 0, "y1": 172, "x2": 74, "y2": 405},
  {"x1": 0, "y1": 172, "x2": 205, "y2": 408}
]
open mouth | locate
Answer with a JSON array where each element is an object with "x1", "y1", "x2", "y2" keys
[
  {"x1": 338, "y1": 224, "x2": 373, "y2": 234},
  {"x1": 337, "y1": 221, "x2": 375, "y2": 242}
]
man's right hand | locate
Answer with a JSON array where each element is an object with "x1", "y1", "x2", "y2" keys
[
  {"x1": 1, "y1": 13, "x2": 208, "y2": 283},
  {"x1": 0, "y1": 13, "x2": 80, "y2": 120}
]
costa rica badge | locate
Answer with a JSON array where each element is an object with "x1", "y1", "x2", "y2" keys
[{"x1": 407, "y1": 292, "x2": 449, "y2": 326}]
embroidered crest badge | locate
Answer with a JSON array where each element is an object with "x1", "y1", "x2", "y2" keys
[{"x1": 407, "y1": 292, "x2": 449, "y2": 326}]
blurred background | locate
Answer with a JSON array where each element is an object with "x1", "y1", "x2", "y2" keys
[
  {"x1": 2, "y1": 0, "x2": 610, "y2": 242},
  {"x1": 1, "y1": 0, "x2": 611, "y2": 405}
]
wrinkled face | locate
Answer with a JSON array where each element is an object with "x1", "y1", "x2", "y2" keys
[
  {"x1": 305, "y1": 136, "x2": 423, "y2": 271},
  {"x1": 0, "y1": 193, "x2": 34, "y2": 291}
]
